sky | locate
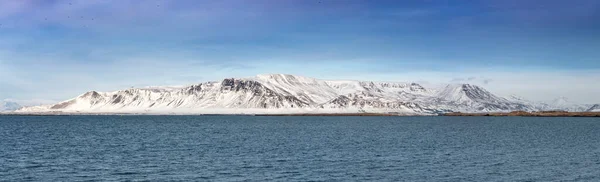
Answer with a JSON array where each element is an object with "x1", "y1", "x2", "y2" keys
[{"x1": 0, "y1": 0, "x2": 599, "y2": 104}]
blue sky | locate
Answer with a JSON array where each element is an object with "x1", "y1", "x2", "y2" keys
[{"x1": 0, "y1": 0, "x2": 599, "y2": 104}]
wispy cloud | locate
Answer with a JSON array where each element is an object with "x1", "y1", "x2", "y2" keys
[
  {"x1": 483, "y1": 79, "x2": 493, "y2": 84},
  {"x1": 450, "y1": 76, "x2": 491, "y2": 85}
]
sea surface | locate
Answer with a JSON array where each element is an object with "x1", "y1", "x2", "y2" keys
[{"x1": 1, "y1": 116, "x2": 599, "y2": 181}]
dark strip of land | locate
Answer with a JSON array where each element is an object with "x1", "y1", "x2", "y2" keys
[
  {"x1": 0, "y1": 112, "x2": 408, "y2": 116},
  {"x1": 254, "y1": 113, "x2": 406, "y2": 116},
  {"x1": 443, "y1": 111, "x2": 600, "y2": 117},
  {"x1": 3, "y1": 111, "x2": 599, "y2": 117}
]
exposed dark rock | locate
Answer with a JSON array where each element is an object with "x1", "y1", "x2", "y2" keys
[{"x1": 50, "y1": 100, "x2": 76, "y2": 109}]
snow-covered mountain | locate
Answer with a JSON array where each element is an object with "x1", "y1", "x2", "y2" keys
[
  {"x1": 505, "y1": 95, "x2": 597, "y2": 112},
  {"x1": 1, "y1": 101, "x2": 22, "y2": 112},
  {"x1": 14, "y1": 74, "x2": 596, "y2": 115},
  {"x1": 545, "y1": 97, "x2": 592, "y2": 112},
  {"x1": 587, "y1": 104, "x2": 600, "y2": 112}
]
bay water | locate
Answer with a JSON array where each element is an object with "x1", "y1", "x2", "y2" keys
[{"x1": 1, "y1": 116, "x2": 599, "y2": 181}]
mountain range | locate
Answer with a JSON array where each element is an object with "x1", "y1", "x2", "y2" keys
[{"x1": 13, "y1": 74, "x2": 599, "y2": 115}]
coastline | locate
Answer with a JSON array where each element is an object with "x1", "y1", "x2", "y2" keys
[
  {"x1": 0, "y1": 112, "x2": 421, "y2": 116},
  {"x1": 2, "y1": 111, "x2": 599, "y2": 117},
  {"x1": 443, "y1": 111, "x2": 600, "y2": 117},
  {"x1": 254, "y1": 113, "x2": 411, "y2": 116}
]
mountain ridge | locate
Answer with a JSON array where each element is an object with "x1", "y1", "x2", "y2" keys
[{"x1": 14, "y1": 74, "x2": 596, "y2": 115}]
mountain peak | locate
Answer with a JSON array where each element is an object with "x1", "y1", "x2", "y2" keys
[
  {"x1": 255, "y1": 74, "x2": 321, "y2": 86},
  {"x1": 256, "y1": 73, "x2": 296, "y2": 77},
  {"x1": 550, "y1": 96, "x2": 578, "y2": 106},
  {"x1": 437, "y1": 83, "x2": 508, "y2": 104},
  {"x1": 256, "y1": 74, "x2": 316, "y2": 81},
  {"x1": 441, "y1": 83, "x2": 484, "y2": 93}
]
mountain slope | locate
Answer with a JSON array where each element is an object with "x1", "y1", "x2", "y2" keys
[
  {"x1": 15, "y1": 74, "x2": 584, "y2": 114},
  {"x1": 1, "y1": 101, "x2": 22, "y2": 112},
  {"x1": 587, "y1": 104, "x2": 600, "y2": 112},
  {"x1": 426, "y1": 84, "x2": 534, "y2": 112}
]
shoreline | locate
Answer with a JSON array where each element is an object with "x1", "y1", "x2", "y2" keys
[
  {"x1": 2, "y1": 111, "x2": 599, "y2": 117},
  {"x1": 254, "y1": 113, "x2": 412, "y2": 116},
  {"x1": 443, "y1": 111, "x2": 600, "y2": 117},
  {"x1": 0, "y1": 112, "x2": 421, "y2": 116}
]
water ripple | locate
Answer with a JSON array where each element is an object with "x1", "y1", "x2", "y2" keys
[{"x1": 1, "y1": 116, "x2": 599, "y2": 181}]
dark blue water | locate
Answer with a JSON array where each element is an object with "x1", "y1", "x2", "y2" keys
[{"x1": 1, "y1": 116, "x2": 599, "y2": 181}]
